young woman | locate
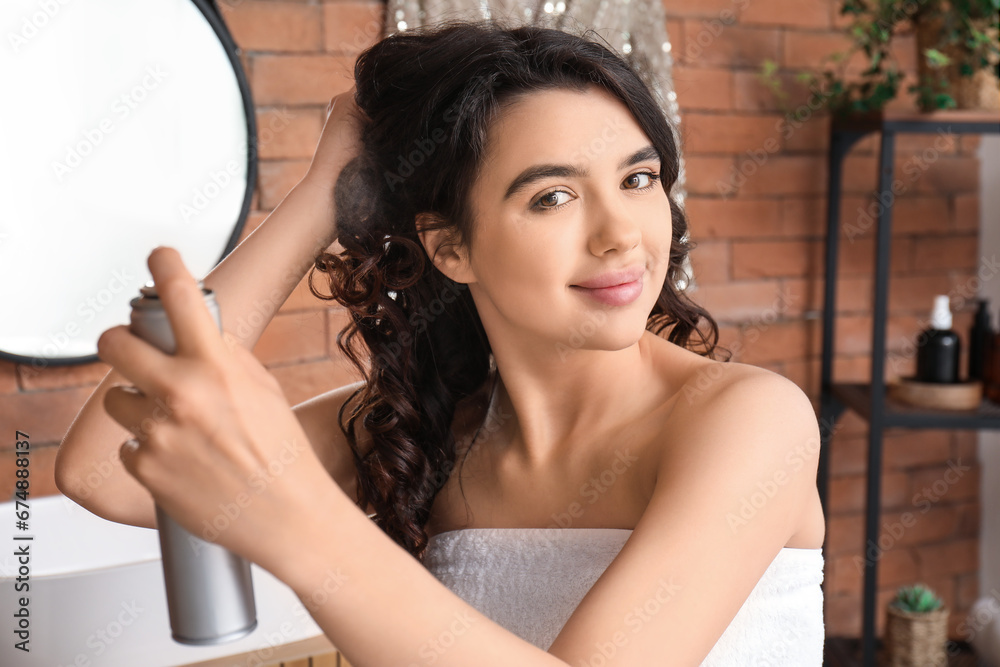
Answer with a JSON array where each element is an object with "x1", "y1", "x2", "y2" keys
[{"x1": 56, "y1": 18, "x2": 826, "y2": 666}]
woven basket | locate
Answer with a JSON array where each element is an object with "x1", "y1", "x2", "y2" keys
[
  {"x1": 915, "y1": 13, "x2": 1000, "y2": 111},
  {"x1": 885, "y1": 603, "x2": 950, "y2": 667}
]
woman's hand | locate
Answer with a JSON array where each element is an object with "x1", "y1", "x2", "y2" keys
[
  {"x1": 97, "y1": 246, "x2": 334, "y2": 576},
  {"x1": 297, "y1": 86, "x2": 370, "y2": 200}
]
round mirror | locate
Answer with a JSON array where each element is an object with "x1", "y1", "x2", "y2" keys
[{"x1": 0, "y1": 0, "x2": 256, "y2": 366}]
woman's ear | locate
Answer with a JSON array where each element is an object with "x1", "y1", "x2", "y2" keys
[{"x1": 415, "y1": 212, "x2": 475, "y2": 285}]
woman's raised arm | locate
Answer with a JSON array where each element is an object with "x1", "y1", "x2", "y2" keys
[{"x1": 54, "y1": 90, "x2": 369, "y2": 527}]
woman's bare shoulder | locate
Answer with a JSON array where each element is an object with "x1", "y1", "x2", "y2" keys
[
  {"x1": 667, "y1": 344, "x2": 804, "y2": 412},
  {"x1": 653, "y1": 351, "x2": 824, "y2": 546},
  {"x1": 658, "y1": 345, "x2": 818, "y2": 464},
  {"x1": 643, "y1": 333, "x2": 779, "y2": 402},
  {"x1": 291, "y1": 379, "x2": 372, "y2": 507}
]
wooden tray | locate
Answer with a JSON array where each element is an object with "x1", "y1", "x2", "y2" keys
[{"x1": 888, "y1": 377, "x2": 983, "y2": 411}]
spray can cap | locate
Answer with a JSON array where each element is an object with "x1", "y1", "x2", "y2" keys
[
  {"x1": 930, "y1": 294, "x2": 952, "y2": 330},
  {"x1": 138, "y1": 280, "x2": 209, "y2": 298}
]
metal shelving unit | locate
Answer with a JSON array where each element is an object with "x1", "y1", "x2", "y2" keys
[{"x1": 817, "y1": 109, "x2": 1000, "y2": 667}]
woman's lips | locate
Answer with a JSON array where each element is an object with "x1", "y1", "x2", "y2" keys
[{"x1": 570, "y1": 278, "x2": 643, "y2": 306}]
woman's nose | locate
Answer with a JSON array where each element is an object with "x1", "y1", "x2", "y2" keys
[{"x1": 586, "y1": 195, "x2": 643, "y2": 255}]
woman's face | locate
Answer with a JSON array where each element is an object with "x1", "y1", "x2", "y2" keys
[{"x1": 426, "y1": 84, "x2": 674, "y2": 357}]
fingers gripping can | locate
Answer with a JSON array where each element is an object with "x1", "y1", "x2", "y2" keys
[{"x1": 129, "y1": 280, "x2": 257, "y2": 645}]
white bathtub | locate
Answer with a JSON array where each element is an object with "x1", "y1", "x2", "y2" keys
[{"x1": 0, "y1": 493, "x2": 335, "y2": 667}]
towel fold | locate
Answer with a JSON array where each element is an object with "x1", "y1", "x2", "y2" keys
[{"x1": 423, "y1": 527, "x2": 824, "y2": 665}]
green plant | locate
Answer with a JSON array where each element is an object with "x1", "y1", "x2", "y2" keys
[
  {"x1": 909, "y1": 0, "x2": 1000, "y2": 110},
  {"x1": 913, "y1": 46, "x2": 957, "y2": 110},
  {"x1": 758, "y1": 0, "x2": 1000, "y2": 115},
  {"x1": 891, "y1": 584, "x2": 945, "y2": 613}
]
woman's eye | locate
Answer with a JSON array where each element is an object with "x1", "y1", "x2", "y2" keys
[
  {"x1": 535, "y1": 191, "x2": 570, "y2": 209},
  {"x1": 625, "y1": 172, "x2": 656, "y2": 189},
  {"x1": 530, "y1": 171, "x2": 661, "y2": 212}
]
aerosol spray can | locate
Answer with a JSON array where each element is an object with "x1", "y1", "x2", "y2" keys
[{"x1": 129, "y1": 280, "x2": 257, "y2": 645}]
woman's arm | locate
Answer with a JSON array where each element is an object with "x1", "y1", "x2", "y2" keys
[{"x1": 54, "y1": 90, "x2": 368, "y2": 526}]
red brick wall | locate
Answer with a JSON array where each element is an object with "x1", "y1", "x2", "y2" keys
[{"x1": 1, "y1": 0, "x2": 982, "y2": 644}]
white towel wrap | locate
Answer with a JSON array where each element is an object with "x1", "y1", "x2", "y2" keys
[{"x1": 423, "y1": 527, "x2": 825, "y2": 665}]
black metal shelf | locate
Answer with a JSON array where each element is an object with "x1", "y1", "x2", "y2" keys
[
  {"x1": 817, "y1": 109, "x2": 1000, "y2": 667},
  {"x1": 832, "y1": 382, "x2": 1000, "y2": 430},
  {"x1": 825, "y1": 636, "x2": 987, "y2": 666}
]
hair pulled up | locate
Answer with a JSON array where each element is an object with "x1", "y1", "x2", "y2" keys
[{"x1": 307, "y1": 17, "x2": 728, "y2": 562}]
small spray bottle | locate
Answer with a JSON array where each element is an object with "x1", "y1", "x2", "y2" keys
[{"x1": 916, "y1": 295, "x2": 961, "y2": 384}]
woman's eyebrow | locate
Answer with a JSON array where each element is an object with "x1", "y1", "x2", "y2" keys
[{"x1": 502, "y1": 144, "x2": 660, "y2": 201}]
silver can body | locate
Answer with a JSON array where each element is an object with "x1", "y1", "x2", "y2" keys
[{"x1": 129, "y1": 280, "x2": 257, "y2": 645}]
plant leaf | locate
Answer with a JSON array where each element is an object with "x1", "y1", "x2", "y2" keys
[{"x1": 925, "y1": 48, "x2": 952, "y2": 67}]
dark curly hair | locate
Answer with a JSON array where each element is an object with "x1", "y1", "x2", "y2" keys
[{"x1": 307, "y1": 17, "x2": 728, "y2": 563}]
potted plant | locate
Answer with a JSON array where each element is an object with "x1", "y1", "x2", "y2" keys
[
  {"x1": 885, "y1": 584, "x2": 949, "y2": 667},
  {"x1": 758, "y1": 0, "x2": 1000, "y2": 114}
]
